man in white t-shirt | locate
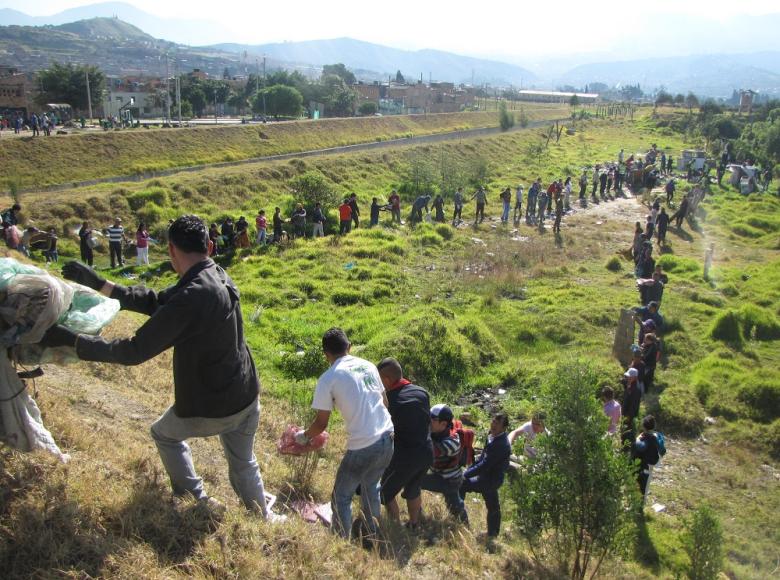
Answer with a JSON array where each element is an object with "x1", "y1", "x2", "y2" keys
[
  {"x1": 508, "y1": 412, "x2": 549, "y2": 458},
  {"x1": 296, "y1": 328, "x2": 394, "y2": 539}
]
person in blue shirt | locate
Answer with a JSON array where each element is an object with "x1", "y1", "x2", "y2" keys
[{"x1": 459, "y1": 412, "x2": 511, "y2": 537}]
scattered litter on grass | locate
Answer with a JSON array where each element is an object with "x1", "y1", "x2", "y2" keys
[
  {"x1": 511, "y1": 236, "x2": 530, "y2": 242},
  {"x1": 704, "y1": 416, "x2": 716, "y2": 425},
  {"x1": 652, "y1": 503, "x2": 666, "y2": 513},
  {"x1": 343, "y1": 262, "x2": 355, "y2": 270},
  {"x1": 470, "y1": 237, "x2": 486, "y2": 246}
]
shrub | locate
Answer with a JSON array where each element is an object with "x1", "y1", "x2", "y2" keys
[
  {"x1": 127, "y1": 187, "x2": 169, "y2": 211},
  {"x1": 331, "y1": 289, "x2": 363, "y2": 306},
  {"x1": 709, "y1": 310, "x2": 743, "y2": 348},
  {"x1": 739, "y1": 304, "x2": 780, "y2": 340},
  {"x1": 737, "y1": 380, "x2": 780, "y2": 422},
  {"x1": 435, "y1": 224, "x2": 453, "y2": 240},
  {"x1": 276, "y1": 332, "x2": 329, "y2": 381},
  {"x1": 288, "y1": 170, "x2": 341, "y2": 210},
  {"x1": 657, "y1": 254, "x2": 700, "y2": 274},
  {"x1": 657, "y1": 385, "x2": 705, "y2": 435},
  {"x1": 510, "y1": 362, "x2": 638, "y2": 579},
  {"x1": 683, "y1": 505, "x2": 724, "y2": 580},
  {"x1": 499, "y1": 102, "x2": 515, "y2": 131},
  {"x1": 605, "y1": 256, "x2": 623, "y2": 272},
  {"x1": 370, "y1": 316, "x2": 476, "y2": 390}
]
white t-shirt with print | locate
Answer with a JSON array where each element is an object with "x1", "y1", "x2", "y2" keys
[{"x1": 312, "y1": 355, "x2": 393, "y2": 451}]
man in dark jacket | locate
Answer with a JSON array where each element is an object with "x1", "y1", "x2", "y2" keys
[
  {"x1": 40, "y1": 215, "x2": 279, "y2": 519},
  {"x1": 378, "y1": 358, "x2": 434, "y2": 529},
  {"x1": 460, "y1": 412, "x2": 511, "y2": 537},
  {"x1": 348, "y1": 193, "x2": 360, "y2": 229}
]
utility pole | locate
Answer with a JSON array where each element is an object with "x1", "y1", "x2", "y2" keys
[
  {"x1": 176, "y1": 75, "x2": 181, "y2": 126},
  {"x1": 262, "y1": 54, "x2": 267, "y2": 120},
  {"x1": 165, "y1": 56, "x2": 171, "y2": 124},
  {"x1": 85, "y1": 70, "x2": 93, "y2": 121},
  {"x1": 214, "y1": 88, "x2": 218, "y2": 124}
]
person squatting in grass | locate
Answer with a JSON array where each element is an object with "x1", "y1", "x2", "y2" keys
[
  {"x1": 377, "y1": 357, "x2": 433, "y2": 530},
  {"x1": 39, "y1": 215, "x2": 282, "y2": 520},
  {"x1": 420, "y1": 404, "x2": 469, "y2": 525},
  {"x1": 509, "y1": 412, "x2": 548, "y2": 459},
  {"x1": 295, "y1": 328, "x2": 394, "y2": 539},
  {"x1": 459, "y1": 412, "x2": 511, "y2": 538}
]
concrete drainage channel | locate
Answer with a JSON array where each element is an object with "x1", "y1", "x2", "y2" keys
[{"x1": 13, "y1": 118, "x2": 567, "y2": 196}]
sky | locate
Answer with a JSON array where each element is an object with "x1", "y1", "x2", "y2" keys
[{"x1": 3, "y1": 0, "x2": 780, "y2": 62}]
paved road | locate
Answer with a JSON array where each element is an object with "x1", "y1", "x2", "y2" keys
[{"x1": 14, "y1": 117, "x2": 565, "y2": 195}]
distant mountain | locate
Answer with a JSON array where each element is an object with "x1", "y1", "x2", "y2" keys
[
  {"x1": 559, "y1": 53, "x2": 780, "y2": 98},
  {"x1": 0, "y1": 2, "x2": 231, "y2": 45},
  {"x1": 56, "y1": 17, "x2": 154, "y2": 42},
  {"x1": 211, "y1": 38, "x2": 537, "y2": 85},
  {"x1": 0, "y1": 18, "x2": 237, "y2": 77}
]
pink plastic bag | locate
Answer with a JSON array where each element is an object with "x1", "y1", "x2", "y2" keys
[{"x1": 277, "y1": 424, "x2": 329, "y2": 455}]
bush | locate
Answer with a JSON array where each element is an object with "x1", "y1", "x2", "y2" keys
[
  {"x1": 657, "y1": 254, "x2": 700, "y2": 274},
  {"x1": 331, "y1": 289, "x2": 363, "y2": 306},
  {"x1": 435, "y1": 224, "x2": 453, "y2": 240},
  {"x1": 499, "y1": 101, "x2": 515, "y2": 131},
  {"x1": 605, "y1": 256, "x2": 623, "y2": 272},
  {"x1": 740, "y1": 304, "x2": 780, "y2": 340},
  {"x1": 709, "y1": 310, "x2": 743, "y2": 348},
  {"x1": 657, "y1": 385, "x2": 705, "y2": 435},
  {"x1": 510, "y1": 362, "x2": 638, "y2": 579},
  {"x1": 288, "y1": 170, "x2": 341, "y2": 210},
  {"x1": 127, "y1": 187, "x2": 169, "y2": 211},
  {"x1": 683, "y1": 505, "x2": 724, "y2": 580},
  {"x1": 369, "y1": 316, "x2": 477, "y2": 390},
  {"x1": 737, "y1": 380, "x2": 780, "y2": 422}
]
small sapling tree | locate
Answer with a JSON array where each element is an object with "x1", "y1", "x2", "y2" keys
[{"x1": 511, "y1": 361, "x2": 639, "y2": 579}]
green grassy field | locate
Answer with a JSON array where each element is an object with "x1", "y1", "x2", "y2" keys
[
  {"x1": 1, "y1": 111, "x2": 778, "y2": 578},
  {"x1": 0, "y1": 106, "x2": 567, "y2": 191}
]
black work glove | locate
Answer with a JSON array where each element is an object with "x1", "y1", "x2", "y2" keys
[
  {"x1": 39, "y1": 324, "x2": 79, "y2": 349},
  {"x1": 62, "y1": 260, "x2": 106, "y2": 291}
]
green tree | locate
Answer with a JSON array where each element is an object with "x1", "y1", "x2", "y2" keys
[
  {"x1": 685, "y1": 92, "x2": 700, "y2": 112},
  {"x1": 569, "y1": 94, "x2": 580, "y2": 108},
  {"x1": 510, "y1": 361, "x2": 639, "y2": 579},
  {"x1": 253, "y1": 84, "x2": 303, "y2": 118},
  {"x1": 655, "y1": 90, "x2": 674, "y2": 106},
  {"x1": 288, "y1": 170, "x2": 341, "y2": 210},
  {"x1": 499, "y1": 100, "x2": 515, "y2": 131},
  {"x1": 322, "y1": 63, "x2": 356, "y2": 85},
  {"x1": 683, "y1": 505, "x2": 724, "y2": 580},
  {"x1": 188, "y1": 86, "x2": 207, "y2": 116},
  {"x1": 395, "y1": 70, "x2": 405, "y2": 84},
  {"x1": 674, "y1": 93, "x2": 686, "y2": 106},
  {"x1": 37, "y1": 62, "x2": 105, "y2": 112},
  {"x1": 358, "y1": 101, "x2": 378, "y2": 116}
]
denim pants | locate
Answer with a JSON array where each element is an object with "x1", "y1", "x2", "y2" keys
[
  {"x1": 501, "y1": 200, "x2": 510, "y2": 222},
  {"x1": 150, "y1": 399, "x2": 269, "y2": 514},
  {"x1": 460, "y1": 476, "x2": 501, "y2": 536},
  {"x1": 331, "y1": 431, "x2": 394, "y2": 538},
  {"x1": 421, "y1": 472, "x2": 469, "y2": 523}
]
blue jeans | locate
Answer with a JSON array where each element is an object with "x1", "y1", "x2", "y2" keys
[
  {"x1": 421, "y1": 472, "x2": 469, "y2": 523},
  {"x1": 332, "y1": 431, "x2": 394, "y2": 538},
  {"x1": 150, "y1": 400, "x2": 269, "y2": 515},
  {"x1": 501, "y1": 200, "x2": 510, "y2": 222}
]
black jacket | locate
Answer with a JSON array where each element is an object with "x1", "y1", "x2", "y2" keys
[
  {"x1": 77, "y1": 259, "x2": 259, "y2": 418},
  {"x1": 464, "y1": 431, "x2": 511, "y2": 489}
]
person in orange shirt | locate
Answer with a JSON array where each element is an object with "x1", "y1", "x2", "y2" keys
[{"x1": 339, "y1": 199, "x2": 353, "y2": 235}]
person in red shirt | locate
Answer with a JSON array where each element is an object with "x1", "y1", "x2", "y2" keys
[
  {"x1": 136, "y1": 222, "x2": 150, "y2": 265},
  {"x1": 339, "y1": 199, "x2": 353, "y2": 235},
  {"x1": 255, "y1": 210, "x2": 267, "y2": 245},
  {"x1": 388, "y1": 190, "x2": 401, "y2": 224}
]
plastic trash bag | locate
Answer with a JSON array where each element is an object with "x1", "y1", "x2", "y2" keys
[
  {"x1": 277, "y1": 424, "x2": 329, "y2": 455},
  {"x1": 0, "y1": 257, "x2": 119, "y2": 347}
]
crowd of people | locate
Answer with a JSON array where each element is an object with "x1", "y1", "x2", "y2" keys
[
  {"x1": 1, "y1": 111, "x2": 63, "y2": 136},
  {"x1": 6, "y1": 138, "x2": 721, "y2": 545}
]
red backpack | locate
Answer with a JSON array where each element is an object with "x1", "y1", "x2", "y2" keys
[{"x1": 452, "y1": 419, "x2": 475, "y2": 467}]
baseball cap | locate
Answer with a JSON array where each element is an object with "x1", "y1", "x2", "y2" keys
[
  {"x1": 430, "y1": 404, "x2": 454, "y2": 422},
  {"x1": 630, "y1": 344, "x2": 642, "y2": 355},
  {"x1": 642, "y1": 319, "x2": 657, "y2": 329},
  {"x1": 624, "y1": 368, "x2": 639, "y2": 379},
  {"x1": 648, "y1": 301, "x2": 659, "y2": 309}
]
